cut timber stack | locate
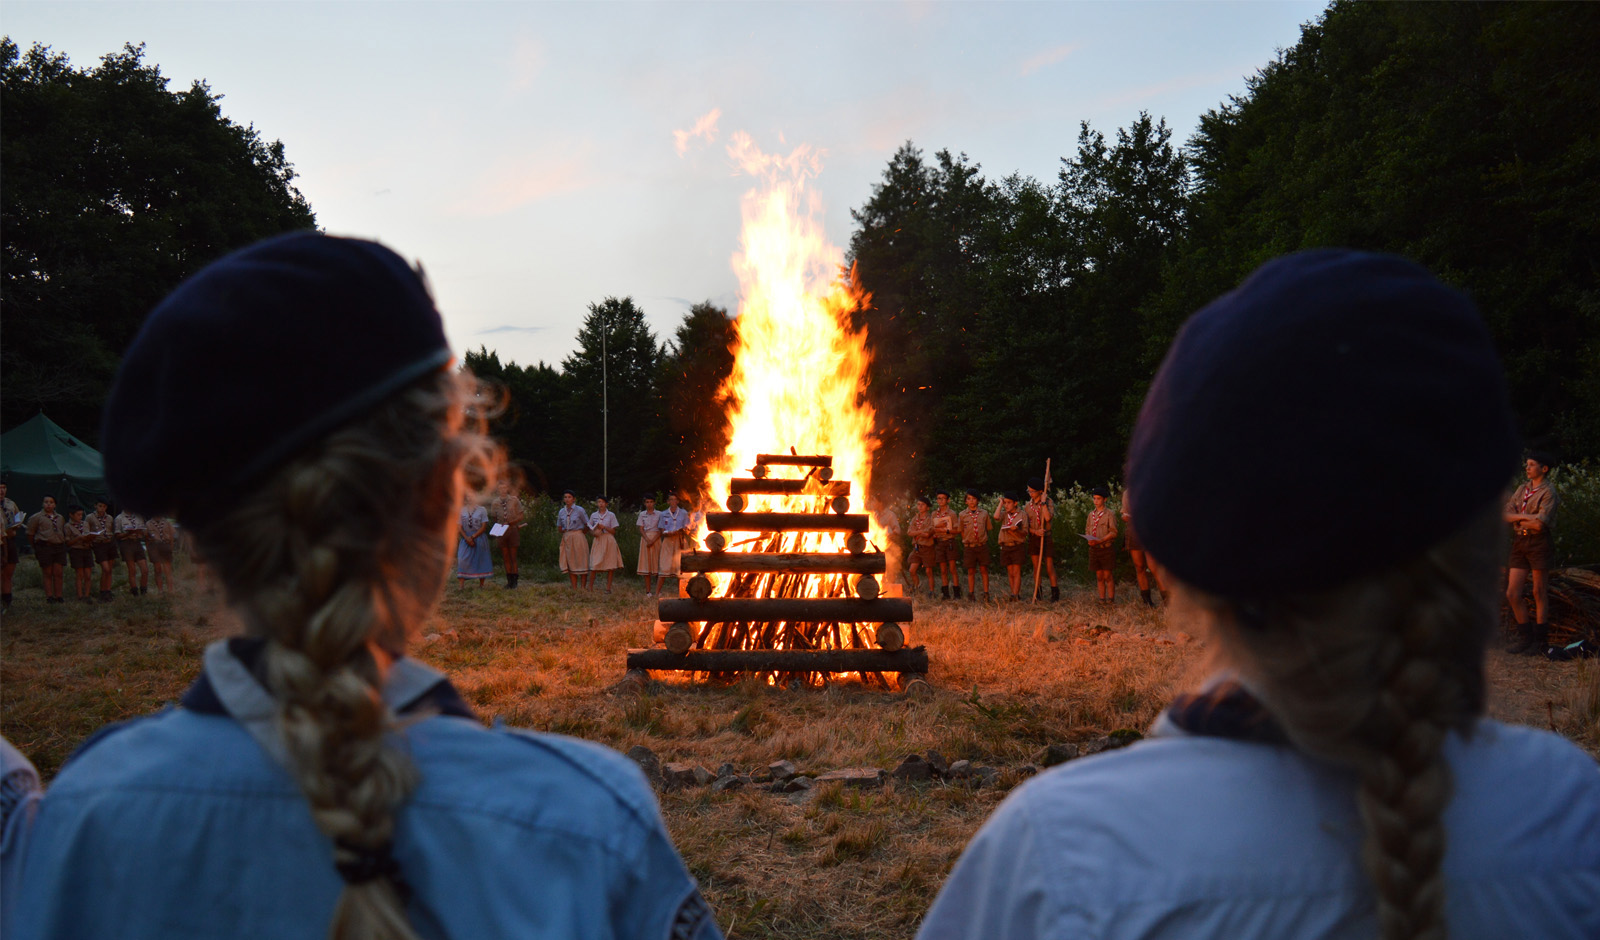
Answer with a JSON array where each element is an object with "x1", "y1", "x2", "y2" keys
[{"x1": 625, "y1": 453, "x2": 925, "y2": 690}]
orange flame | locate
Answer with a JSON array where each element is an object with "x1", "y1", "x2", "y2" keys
[{"x1": 694, "y1": 132, "x2": 886, "y2": 671}]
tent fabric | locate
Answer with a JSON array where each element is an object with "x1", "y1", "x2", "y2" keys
[{"x1": 1, "y1": 413, "x2": 111, "y2": 517}]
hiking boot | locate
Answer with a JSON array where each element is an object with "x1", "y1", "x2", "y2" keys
[
  {"x1": 1051, "y1": 585, "x2": 1060, "y2": 602},
  {"x1": 940, "y1": 586, "x2": 950, "y2": 600},
  {"x1": 1515, "y1": 623, "x2": 1549, "y2": 656},
  {"x1": 952, "y1": 585, "x2": 962, "y2": 600},
  {"x1": 1505, "y1": 622, "x2": 1538, "y2": 654},
  {"x1": 1141, "y1": 589, "x2": 1154, "y2": 607}
]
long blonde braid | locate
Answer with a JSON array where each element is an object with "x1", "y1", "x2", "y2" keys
[
  {"x1": 1189, "y1": 505, "x2": 1502, "y2": 940},
  {"x1": 192, "y1": 368, "x2": 497, "y2": 940}
]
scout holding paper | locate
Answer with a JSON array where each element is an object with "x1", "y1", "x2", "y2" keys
[
  {"x1": 994, "y1": 493, "x2": 1029, "y2": 601},
  {"x1": 657, "y1": 493, "x2": 690, "y2": 591},
  {"x1": 489, "y1": 479, "x2": 525, "y2": 589},
  {"x1": 113, "y1": 507, "x2": 150, "y2": 596}
]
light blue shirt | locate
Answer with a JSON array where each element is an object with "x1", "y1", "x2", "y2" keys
[
  {"x1": 660, "y1": 507, "x2": 690, "y2": 535},
  {"x1": 558, "y1": 504, "x2": 590, "y2": 532},
  {"x1": 918, "y1": 719, "x2": 1600, "y2": 940},
  {"x1": 9, "y1": 642, "x2": 720, "y2": 940}
]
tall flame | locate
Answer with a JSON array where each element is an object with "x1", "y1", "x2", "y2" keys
[{"x1": 697, "y1": 132, "x2": 883, "y2": 623}]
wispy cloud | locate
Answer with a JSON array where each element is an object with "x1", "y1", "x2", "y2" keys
[
  {"x1": 478, "y1": 324, "x2": 546, "y2": 335},
  {"x1": 448, "y1": 145, "x2": 594, "y2": 217},
  {"x1": 673, "y1": 108, "x2": 722, "y2": 156},
  {"x1": 1019, "y1": 42, "x2": 1081, "y2": 76}
]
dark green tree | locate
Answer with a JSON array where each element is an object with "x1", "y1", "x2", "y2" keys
[
  {"x1": 1, "y1": 39, "x2": 316, "y2": 437},
  {"x1": 462, "y1": 347, "x2": 569, "y2": 493},
  {"x1": 560, "y1": 297, "x2": 665, "y2": 499},
  {"x1": 656, "y1": 301, "x2": 736, "y2": 496}
]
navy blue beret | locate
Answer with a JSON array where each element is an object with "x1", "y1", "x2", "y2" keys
[
  {"x1": 966, "y1": 487, "x2": 981, "y2": 498},
  {"x1": 1127, "y1": 250, "x2": 1518, "y2": 596},
  {"x1": 102, "y1": 231, "x2": 452, "y2": 520},
  {"x1": 1090, "y1": 486, "x2": 1110, "y2": 499},
  {"x1": 1027, "y1": 477, "x2": 1045, "y2": 491}
]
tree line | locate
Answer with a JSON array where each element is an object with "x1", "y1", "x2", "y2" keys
[{"x1": 7, "y1": 2, "x2": 1596, "y2": 504}]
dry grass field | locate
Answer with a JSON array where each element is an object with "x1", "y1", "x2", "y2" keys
[{"x1": 3, "y1": 562, "x2": 1597, "y2": 939}]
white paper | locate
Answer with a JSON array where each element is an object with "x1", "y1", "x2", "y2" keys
[{"x1": 489, "y1": 523, "x2": 509, "y2": 537}]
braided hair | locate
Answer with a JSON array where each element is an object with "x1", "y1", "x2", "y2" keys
[
  {"x1": 190, "y1": 368, "x2": 496, "y2": 940},
  {"x1": 1185, "y1": 505, "x2": 1503, "y2": 940}
]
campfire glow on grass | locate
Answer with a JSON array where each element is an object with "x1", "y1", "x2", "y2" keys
[{"x1": 627, "y1": 134, "x2": 923, "y2": 689}]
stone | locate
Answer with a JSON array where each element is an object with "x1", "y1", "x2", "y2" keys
[
  {"x1": 768, "y1": 759, "x2": 798, "y2": 782},
  {"x1": 1081, "y1": 737, "x2": 1114, "y2": 756},
  {"x1": 661, "y1": 762, "x2": 699, "y2": 789},
  {"x1": 781, "y1": 775, "x2": 814, "y2": 793},
  {"x1": 971, "y1": 766, "x2": 1000, "y2": 788},
  {"x1": 1018, "y1": 763, "x2": 1041, "y2": 779},
  {"x1": 716, "y1": 762, "x2": 739, "y2": 779},
  {"x1": 947, "y1": 759, "x2": 972, "y2": 779},
  {"x1": 814, "y1": 767, "x2": 886, "y2": 789},
  {"x1": 711, "y1": 774, "x2": 750, "y2": 793},
  {"x1": 891, "y1": 754, "x2": 932, "y2": 783},
  {"x1": 1038, "y1": 743, "x2": 1080, "y2": 767},
  {"x1": 924, "y1": 750, "x2": 949, "y2": 777},
  {"x1": 626, "y1": 745, "x2": 663, "y2": 788},
  {"x1": 692, "y1": 765, "x2": 715, "y2": 787}
]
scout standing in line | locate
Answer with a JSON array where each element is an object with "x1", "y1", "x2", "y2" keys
[
  {"x1": 1026, "y1": 477, "x2": 1060, "y2": 602},
  {"x1": 66, "y1": 506, "x2": 97, "y2": 602},
  {"x1": 635, "y1": 495, "x2": 664, "y2": 596},
  {"x1": 455, "y1": 494, "x2": 492, "y2": 588},
  {"x1": 1121, "y1": 489, "x2": 1165, "y2": 607},
  {"x1": 932, "y1": 489, "x2": 961, "y2": 599},
  {"x1": 27, "y1": 496, "x2": 69, "y2": 604},
  {"x1": 1, "y1": 482, "x2": 21, "y2": 610},
  {"x1": 89, "y1": 500, "x2": 118, "y2": 601},
  {"x1": 959, "y1": 488, "x2": 992, "y2": 602},
  {"x1": 557, "y1": 488, "x2": 591, "y2": 589},
  {"x1": 906, "y1": 496, "x2": 937, "y2": 598},
  {"x1": 145, "y1": 515, "x2": 177, "y2": 595},
  {"x1": 587, "y1": 496, "x2": 622, "y2": 593},
  {"x1": 113, "y1": 506, "x2": 150, "y2": 596},
  {"x1": 658, "y1": 493, "x2": 690, "y2": 594},
  {"x1": 1085, "y1": 486, "x2": 1119, "y2": 604},
  {"x1": 1503, "y1": 452, "x2": 1559, "y2": 654},
  {"x1": 870, "y1": 496, "x2": 904, "y2": 591},
  {"x1": 489, "y1": 479, "x2": 525, "y2": 589},
  {"x1": 995, "y1": 493, "x2": 1029, "y2": 601}
]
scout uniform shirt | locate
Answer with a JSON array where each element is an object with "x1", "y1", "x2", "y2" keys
[
  {"x1": 1026, "y1": 497, "x2": 1054, "y2": 537},
  {"x1": 959, "y1": 507, "x2": 991, "y2": 545},
  {"x1": 89, "y1": 510, "x2": 116, "y2": 546},
  {"x1": 557, "y1": 504, "x2": 590, "y2": 532},
  {"x1": 65, "y1": 516, "x2": 96, "y2": 548},
  {"x1": 146, "y1": 518, "x2": 177, "y2": 545},
  {"x1": 997, "y1": 508, "x2": 1028, "y2": 546},
  {"x1": 1504, "y1": 481, "x2": 1558, "y2": 537},
  {"x1": 2, "y1": 497, "x2": 21, "y2": 544},
  {"x1": 27, "y1": 510, "x2": 68, "y2": 546},
  {"x1": 113, "y1": 511, "x2": 148, "y2": 541},
  {"x1": 908, "y1": 512, "x2": 935, "y2": 546},
  {"x1": 636, "y1": 509, "x2": 662, "y2": 544},
  {"x1": 660, "y1": 506, "x2": 689, "y2": 536},
  {"x1": 489, "y1": 494, "x2": 524, "y2": 527},
  {"x1": 931, "y1": 506, "x2": 959, "y2": 542},
  {"x1": 1085, "y1": 506, "x2": 1117, "y2": 543}
]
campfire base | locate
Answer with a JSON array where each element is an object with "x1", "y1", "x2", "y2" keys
[{"x1": 626, "y1": 646, "x2": 929, "y2": 675}]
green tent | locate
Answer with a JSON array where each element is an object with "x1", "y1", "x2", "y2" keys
[{"x1": 1, "y1": 413, "x2": 111, "y2": 518}]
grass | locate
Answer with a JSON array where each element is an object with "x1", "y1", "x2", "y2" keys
[{"x1": 3, "y1": 559, "x2": 1597, "y2": 939}]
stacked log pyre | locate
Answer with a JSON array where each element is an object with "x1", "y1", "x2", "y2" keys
[{"x1": 626, "y1": 453, "x2": 927, "y2": 690}]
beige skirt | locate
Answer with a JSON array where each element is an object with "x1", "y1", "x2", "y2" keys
[
  {"x1": 589, "y1": 530, "x2": 623, "y2": 571},
  {"x1": 657, "y1": 533, "x2": 684, "y2": 576},
  {"x1": 637, "y1": 536, "x2": 661, "y2": 575},
  {"x1": 559, "y1": 530, "x2": 590, "y2": 574}
]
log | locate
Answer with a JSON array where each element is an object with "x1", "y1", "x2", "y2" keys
[
  {"x1": 729, "y1": 478, "x2": 850, "y2": 497},
  {"x1": 665, "y1": 622, "x2": 693, "y2": 654},
  {"x1": 855, "y1": 574, "x2": 880, "y2": 600},
  {"x1": 898, "y1": 672, "x2": 931, "y2": 696},
  {"x1": 658, "y1": 597, "x2": 913, "y2": 623},
  {"x1": 705, "y1": 512, "x2": 869, "y2": 533},
  {"x1": 755, "y1": 454, "x2": 832, "y2": 467},
  {"x1": 626, "y1": 646, "x2": 929, "y2": 673},
  {"x1": 686, "y1": 574, "x2": 714, "y2": 600},
  {"x1": 705, "y1": 532, "x2": 727, "y2": 552},
  {"x1": 875, "y1": 621, "x2": 904, "y2": 650},
  {"x1": 680, "y1": 552, "x2": 886, "y2": 574},
  {"x1": 726, "y1": 494, "x2": 746, "y2": 513},
  {"x1": 846, "y1": 533, "x2": 868, "y2": 554},
  {"x1": 830, "y1": 495, "x2": 850, "y2": 515}
]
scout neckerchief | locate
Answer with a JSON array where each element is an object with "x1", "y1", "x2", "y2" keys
[
  {"x1": 1517, "y1": 481, "x2": 1546, "y2": 513},
  {"x1": 1088, "y1": 507, "x2": 1110, "y2": 539},
  {"x1": 1160, "y1": 678, "x2": 1289, "y2": 746}
]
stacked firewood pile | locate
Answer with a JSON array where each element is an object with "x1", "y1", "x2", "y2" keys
[
  {"x1": 626, "y1": 453, "x2": 927, "y2": 690},
  {"x1": 1545, "y1": 568, "x2": 1600, "y2": 647}
]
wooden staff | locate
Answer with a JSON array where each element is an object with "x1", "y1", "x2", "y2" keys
[{"x1": 1032, "y1": 457, "x2": 1052, "y2": 601}]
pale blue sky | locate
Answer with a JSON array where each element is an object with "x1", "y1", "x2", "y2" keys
[{"x1": 6, "y1": 1, "x2": 1324, "y2": 368}]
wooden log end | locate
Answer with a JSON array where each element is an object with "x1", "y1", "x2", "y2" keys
[
  {"x1": 855, "y1": 574, "x2": 880, "y2": 600},
  {"x1": 876, "y1": 621, "x2": 905, "y2": 651},
  {"x1": 830, "y1": 495, "x2": 850, "y2": 515},
  {"x1": 611, "y1": 668, "x2": 650, "y2": 696},
  {"x1": 686, "y1": 574, "x2": 714, "y2": 601},
  {"x1": 846, "y1": 532, "x2": 867, "y2": 554},
  {"x1": 818, "y1": 466, "x2": 834, "y2": 482},
  {"x1": 899, "y1": 672, "x2": 931, "y2": 697},
  {"x1": 706, "y1": 532, "x2": 727, "y2": 552},
  {"x1": 665, "y1": 622, "x2": 694, "y2": 655},
  {"x1": 726, "y1": 494, "x2": 746, "y2": 513}
]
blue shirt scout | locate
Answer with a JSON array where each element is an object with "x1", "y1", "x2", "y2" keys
[
  {"x1": 660, "y1": 507, "x2": 689, "y2": 534},
  {"x1": 10, "y1": 639, "x2": 721, "y2": 940}
]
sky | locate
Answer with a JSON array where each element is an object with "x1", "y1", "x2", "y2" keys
[{"x1": 6, "y1": 0, "x2": 1326, "y2": 369}]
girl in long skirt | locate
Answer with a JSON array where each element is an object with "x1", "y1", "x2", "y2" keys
[
  {"x1": 586, "y1": 496, "x2": 622, "y2": 593},
  {"x1": 456, "y1": 496, "x2": 491, "y2": 587}
]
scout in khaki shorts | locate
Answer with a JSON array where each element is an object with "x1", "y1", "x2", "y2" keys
[
  {"x1": 90, "y1": 500, "x2": 118, "y2": 601},
  {"x1": 489, "y1": 479, "x2": 525, "y2": 589},
  {"x1": 995, "y1": 493, "x2": 1029, "y2": 601},
  {"x1": 27, "y1": 496, "x2": 69, "y2": 603},
  {"x1": 146, "y1": 516, "x2": 177, "y2": 595},
  {"x1": 958, "y1": 488, "x2": 992, "y2": 602},
  {"x1": 1025, "y1": 477, "x2": 1059, "y2": 602},
  {"x1": 1503, "y1": 452, "x2": 1559, "y2": 655},
  {"x1": 931, "y1": 490, "x2": 961, "y2": 599},
  {"x1": 906, "y1": 496, "x2": 936, "y2": 598},
  {"x1": 114, "y1": 508, "x2": 150, "y2": 596},
  {"x1": 1, "y1": 482, "x2": 20, "y2": 610},
  {"x1": 66, "y1": 506, "x2": 98, "y2": 602},
  {"x1": 1085, "y1": 486, "x2": 1118, "y2": 605}
]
